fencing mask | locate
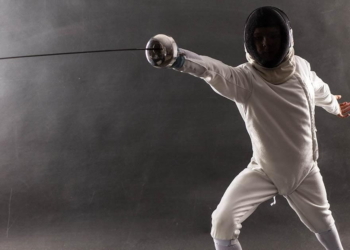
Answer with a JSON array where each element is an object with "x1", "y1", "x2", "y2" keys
[{"x1": 244, "y1": 6, "x2": 293, "y2": 68}]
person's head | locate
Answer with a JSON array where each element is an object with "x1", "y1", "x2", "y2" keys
[{"x1": 244, "y1": 6, "x2": 293, "y2": 68}]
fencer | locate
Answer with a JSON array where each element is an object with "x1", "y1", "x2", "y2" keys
[{"x1": 146, "y1": 6, "x2": 349, "y2": 250}]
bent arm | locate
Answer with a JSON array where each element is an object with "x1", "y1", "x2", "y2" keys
[
  {"x1": 172, "y1": 49, "x2": 253, "y2": 104},
  {"x1": 310, "y1": 71, "x2": 340, "y2": 115}
]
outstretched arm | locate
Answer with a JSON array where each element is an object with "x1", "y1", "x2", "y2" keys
[
  {"x1": 334, "y1": 95, "x2": 350, "y2": 118},
  {"x1": 146, "y1": 35, "x2": 253, "y2": 104},
  {"x1": 172, "y1": 48, "x2": 253, "y2": 104}
]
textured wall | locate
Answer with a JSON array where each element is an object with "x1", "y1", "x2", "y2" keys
[{"x1": 0, "y1": 1, "x2": 348, "y2": 249}]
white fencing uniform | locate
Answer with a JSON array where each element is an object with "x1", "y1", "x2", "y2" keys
[{"x1": 174, "y1": 51, "x2": 340, "y2": 240}]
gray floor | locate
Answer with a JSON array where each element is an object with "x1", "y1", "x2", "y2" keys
[{"x1": 0, "y1": 193, "x2": 348, "y2": 250}]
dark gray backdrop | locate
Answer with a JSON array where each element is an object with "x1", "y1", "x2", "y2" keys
[{"x1": 0, "y1": 1, "x2": 349, "y2": 249}]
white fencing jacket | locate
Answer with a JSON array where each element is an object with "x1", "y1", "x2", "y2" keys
[{"x1": 174, "y1": 51, "x2": 340, "y2": 195}]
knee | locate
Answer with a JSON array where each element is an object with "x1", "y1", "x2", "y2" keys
[
  {"x1": 307, "y1": 215, "x2": 335, "y2": 234},
  {"x1": 212, "y1": 212, "x2": 230, "y2": 230},
  {"x1": 211, "y1": 210, "x2": 242, "y2": 239},
  {"x1": 314, "y1": 223, "x2": 336, "y2": 235}
]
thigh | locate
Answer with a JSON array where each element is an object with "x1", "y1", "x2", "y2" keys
[
  {"x1": 285, "y1": 166, "x2": 335, "y2": 233},
  {"x1": 212, "y1": 166, "x2": 278, "y2": 230}
]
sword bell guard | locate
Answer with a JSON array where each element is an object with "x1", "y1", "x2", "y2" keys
[{"x1": 145, "y1": 34, "x2": 178, "y2": 68}]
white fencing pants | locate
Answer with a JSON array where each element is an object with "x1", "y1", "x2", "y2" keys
[{"x1": 211, "y1": 164, "x2": 335, "y2": 240}]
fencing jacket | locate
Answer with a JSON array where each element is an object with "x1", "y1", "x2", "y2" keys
[{"x1": 174, "y1": 51, "x2": 340, "y2": 196}]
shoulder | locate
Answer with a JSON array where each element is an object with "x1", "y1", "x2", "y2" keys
[
  {"x1": 235, "y1": 62, "x2": 254, "y2": 74},
  {"x1": 294, "y1": 55, "x2": 311, "y2": 70},
  {"x1": 238, "y1": 62, "x2": 251, "y2": 69}
]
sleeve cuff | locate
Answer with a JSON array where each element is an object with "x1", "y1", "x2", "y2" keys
[
  {"x1": 171, "y1": 54, "x2": 185, "y2": 69},
  {"x1": 330, "y1": 95, "x2": 341, "y2": 115}
]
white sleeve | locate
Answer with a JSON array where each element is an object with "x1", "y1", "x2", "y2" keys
[
  {"x1": 174, "y1": 49, "x2": 253, "y2": 104},
  {"x1": 310, "y1": 70, "x2": 340, "y2": 115}
]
